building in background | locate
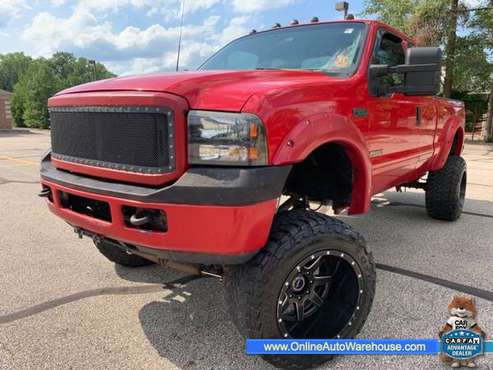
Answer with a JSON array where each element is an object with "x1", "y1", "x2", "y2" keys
[{"x1": 0, "y1": 90, "x2": 13, "y2": 129}]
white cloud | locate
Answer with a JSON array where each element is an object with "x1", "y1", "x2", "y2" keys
[
  {"x1": 21, "y1": 7, "x2": 244, "y2": 75},
  {"x1": 75, "y1": 0, "x2": 220, "y2": 19},
  {"x1": 0, "y1": 0, "x2": 29, "y2": 27},
  {"x1": 20, "y1": 0, "x2": 263, "y2": 75},
  {"x1": 215, "y1": 16, "x2": 251, "y2": 45},
  {"x1": 231, "y1": 0, "x2": 296, "y2": 13},
  {"x1": 51, "y1": 0, "x2": 66, "y2": 6},
  {"x1": 23, "y1": 8, "x2": 220, "y2": 57}
]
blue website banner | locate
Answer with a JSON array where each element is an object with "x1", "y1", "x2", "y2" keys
[{"x1": 246, "y1": 339, "x2": 493, "y2": 356}]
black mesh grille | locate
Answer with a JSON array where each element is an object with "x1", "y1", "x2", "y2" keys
[{"x1": 49, "y1": 107, "x2": 174, "y2": 174}]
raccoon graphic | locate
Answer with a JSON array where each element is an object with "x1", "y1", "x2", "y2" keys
[{"x1": 439, "y1": 296, "x2": 486, "y2": 368}]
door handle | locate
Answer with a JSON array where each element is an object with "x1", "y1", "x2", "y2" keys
[{"x1": 416, "y1": 106, "x2": 422, "y2": 126}]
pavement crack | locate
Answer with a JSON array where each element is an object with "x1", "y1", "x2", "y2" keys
[
  {"x1": 0, "y1": 275, "x2": 202, "y2": 325},
  {"x1": 376, "y1": 264, "x2": 493, "y2": 302}
]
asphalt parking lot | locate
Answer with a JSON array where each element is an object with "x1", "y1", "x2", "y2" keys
[{"x1": 1, "y1": 129, "x2": 492, "y2": 369}]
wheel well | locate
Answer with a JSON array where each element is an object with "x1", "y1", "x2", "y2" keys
[
  {"x1": 450, "y1": 130, "x2": 463, "y2": 156},
  {"x1": 283, "y1": 143, "x2": 353, "y2": 207}
]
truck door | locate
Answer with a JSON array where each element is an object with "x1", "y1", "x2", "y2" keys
[{"x1": 367, "y1": 30, "x2": 422, "y2": 193}]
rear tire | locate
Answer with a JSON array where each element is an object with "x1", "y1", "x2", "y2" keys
[
  {"x1": 224, "y1": 210, "x2": 375, "y2": 368},
  {"x1": 94, "y1": 240, "x2": 153, "y2": 267},
  {"x1": 426, "y1": 156, "x2": 467, "y2": 221}
]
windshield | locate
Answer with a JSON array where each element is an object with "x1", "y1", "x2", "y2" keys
[{"x1": 200, "y1": 22, "x2": 367, "y2": 76}]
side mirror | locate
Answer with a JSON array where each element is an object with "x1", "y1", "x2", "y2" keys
[
  {"x1": 402, "y1": 47, "x2": 442, "y2": 96},
  {"x1": 369, "y1": 47, "x2": 442, "y2": 96}
]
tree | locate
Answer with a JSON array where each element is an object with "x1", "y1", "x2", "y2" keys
[
  {"x1": 47, "y1": 52, "x2": 114, "y2": 91},
  {"x1": 0, "y1": 53, "x2": 32, "y2": 92},
  {"x1": 443, "y1": 0, "x2": 459, "y2": 98},
  {"x1": 453, "y1": 36, "x2": 492, "y2": 93},
  {"x1": 14, "y1": 60, "x2": 57, "y2": 128},
  {"x1": 361, "y1": 0, "x2": 416, "y2": 35},
  {"x1": 469, "y1": 2, "x2": 493, "y2": 139},
  {"x1": 6, "y1": 52, "x2": 115, "y2": 128},
  {"x1": 362, "y1": 0, "x2": 454, "y2": 46}
]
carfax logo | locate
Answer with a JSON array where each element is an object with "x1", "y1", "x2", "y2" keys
[
  {"x1": 441, "y1": 330, "x2": 483, "y2": 360},
  {"x1": 439, "y1": 296, "x2": 487, "y2": 368}
]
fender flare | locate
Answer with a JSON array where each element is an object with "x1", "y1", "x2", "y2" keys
[
  {"x1": 272, "y1": 113, "x2": 372, "y2": 215},
  {"x1": 430, "y1": 116, "x2": 465, "y2": 171}
]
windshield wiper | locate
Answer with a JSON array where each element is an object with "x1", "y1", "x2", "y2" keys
[{"x1": 255, "y1": 67, "x2": 325, "y2": 72}]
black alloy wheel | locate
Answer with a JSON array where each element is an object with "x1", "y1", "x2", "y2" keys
[{"x1": 277, "y1": 250, "x2": 362, "y2": 339}]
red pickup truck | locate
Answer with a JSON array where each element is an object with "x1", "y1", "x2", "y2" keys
[{"x1": 40, "y1": 19, "x2": 465, "y2": 367}]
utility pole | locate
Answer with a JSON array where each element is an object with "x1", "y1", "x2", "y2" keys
[
  {"x1": 487, "y1": 82, "x2": 493, "y2": 140},
  {"x1": 443, "y1": 0, "x2": 459, "y2": 98},
  {"x1": 176, "y1": 0, "x2": 186, "y2": 72},
  {"x1": 88, "y1": 60, "x2": 97, "y2": 81}
]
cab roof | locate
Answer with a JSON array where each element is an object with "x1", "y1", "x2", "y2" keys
[{"x1": 246, "y1": 19, "x2": 414, "y2": 45}]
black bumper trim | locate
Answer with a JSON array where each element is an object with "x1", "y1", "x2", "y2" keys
[
  {"x1": 41, "y1": 153, "x2": 291, "y2": 206},
  {"x1": 129, "y1": 241, "x2": 257, "y2": 265},
  {"x1": 79, "y1": 228, "x2": 257, "y2": 265}
]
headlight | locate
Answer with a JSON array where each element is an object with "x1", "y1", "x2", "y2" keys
[{"x1": 188, "y1": 110, "x2": 268, "y2": 166}]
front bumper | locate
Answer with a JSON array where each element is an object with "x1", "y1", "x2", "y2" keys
[{"x1": 41, "y1": 154, "x2": 291, "y2": 264}]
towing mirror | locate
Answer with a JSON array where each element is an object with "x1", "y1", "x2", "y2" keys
[{"x1": 369, "y1": 47, "x2": 442, "y2": 96}]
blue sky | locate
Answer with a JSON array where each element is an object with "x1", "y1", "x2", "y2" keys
[{"x1": 0, "y1": 0, "x2": 369, "y2": 75}]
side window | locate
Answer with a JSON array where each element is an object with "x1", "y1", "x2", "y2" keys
[
  {"x1": 372, "y1": 31, "x2": 405, "y2": 86},
  {"x1": 372, "y1": 32, "x2": 405, "y2": 66}
]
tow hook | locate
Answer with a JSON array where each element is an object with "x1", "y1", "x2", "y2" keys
[
  {"x1": 130, "y1": 213, "x2": 152, "y2": 226},
  {"x1": 38, "y1": 188, "x2": 52, "y2": 198}
]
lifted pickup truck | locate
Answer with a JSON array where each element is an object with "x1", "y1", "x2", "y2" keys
[{"x1": 40, "y1": 19, "x2": 465, "y2": 368}]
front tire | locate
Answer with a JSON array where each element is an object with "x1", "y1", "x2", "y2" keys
[
  {"x1": 224, "y1": 210, "x2": 376, "y2": 368},
  {"x1": 426, "y1": 156, "x2": 467, "y2": 221},
  {"x1": 94, "y1": 240, "x2": 153, "y2": 267}
]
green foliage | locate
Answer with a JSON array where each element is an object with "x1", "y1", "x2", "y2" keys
[
  {"x1": 454, "y1": 36, "x2": 493, "y2": 93},
  {"x1": 0, "y1": 52, "x2": 115, "y2": 128},
  {"x1": 467, "y1": 3, "x2": 493, "y2": 140},
  {"x1": 0, "y1": 53, "x2": 33, "y2": 92},
  {"x1": 361, "y1": 0, "x2": 453, "y2": 46},
  {"x1": 361, "y1": 0, "x2": 416, "y2": 34},
  {"x1": 451, "y1": 90, "x2": 489, "y2": 124},
  {"x1": 14, "y1": 60, "x2": 56, "y2": 128},
  {"x1": 10, "y1": 92, "x2": 25, "y2": 127}
]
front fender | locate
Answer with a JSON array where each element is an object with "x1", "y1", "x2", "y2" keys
[{"x1": 272, "y1": 113, "x2": 373, "y2": 215}]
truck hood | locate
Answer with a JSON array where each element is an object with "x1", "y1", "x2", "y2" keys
[{"x1": 57, "y1": 70, "x2": 328, "y2": 112}]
